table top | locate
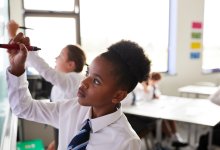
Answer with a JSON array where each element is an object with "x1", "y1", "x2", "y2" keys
[
  {"x1": 123, "y1": 95, "x2": 220, "y2": 126},
  {"x1": 178, "y1": 85, "x2": 218, "y2": 95}
]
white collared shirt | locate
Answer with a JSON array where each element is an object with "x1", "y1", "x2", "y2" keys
[
  {"x1": 7, "y1": 70, "x2": 141, "y2": 150},
  {"x1": 27, "y1": 52, "x2": 84, "y2": 101}
]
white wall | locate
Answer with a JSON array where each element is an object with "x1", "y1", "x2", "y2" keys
[
  {"x1": 9, "y1": 0, "x2": 220, "y2": 96},
  {"x1": 160, "y1": 0, "x2": 220, "y2": 96}
]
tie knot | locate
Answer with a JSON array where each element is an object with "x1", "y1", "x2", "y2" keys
[
  {"x1": 67, "y1": 119, "x2": 91, "y2": 150},
  {"x1": 82, "y1": 119, "x2": 91, "y2": 131}
]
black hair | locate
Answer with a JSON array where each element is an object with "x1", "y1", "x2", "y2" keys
[
  {"x1": 100, "y1": 40, "x2": 151, "y2": 93},
  {"x1": 66, "y1": 45, "x2": 86, "y2": 73}
]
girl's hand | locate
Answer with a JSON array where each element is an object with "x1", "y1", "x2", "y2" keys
[{"x1": 7, "y1": 32, "x2": 30, "y2": 76}]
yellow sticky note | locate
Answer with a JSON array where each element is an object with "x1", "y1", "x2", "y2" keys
[{"x1": 191, "y1": 42, "x2": 201, "y2": 49}]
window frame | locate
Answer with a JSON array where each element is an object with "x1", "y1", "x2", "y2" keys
[{"x1": 22, "y1": 0, "x2": 81, "y2": 44}]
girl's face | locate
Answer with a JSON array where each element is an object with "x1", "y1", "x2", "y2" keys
[
  {"x1": 77, "y1": 56, "x2": 125, "y2": 117},
  {"x1": 148, "y1": 79, "x2": 159, "y2": 86},
  {"x1": 55, "y1": 47, "x2": 75, "y2": 73}
]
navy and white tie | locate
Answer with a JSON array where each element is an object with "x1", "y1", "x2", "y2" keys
[{"x1": 67, "y1": 119, "x2": 91, "y2": 150}]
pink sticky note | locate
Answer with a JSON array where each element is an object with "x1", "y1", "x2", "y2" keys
[{"x1": 192, "y1": 22, "x2": 202, "y2": 29}]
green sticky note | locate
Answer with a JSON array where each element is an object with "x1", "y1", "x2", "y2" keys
[{"x1": 192, "y1": 32, "x2": 202, "y2": 39}]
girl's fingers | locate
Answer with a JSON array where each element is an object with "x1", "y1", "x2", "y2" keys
[
  {"x1": 13, "y1": 32, "x2": 24, "y2": 43},
  {"x1": 22, "y1": 37, "x2": 30, "y2": 46},
  {"x1": 19, "y1": 43, "x2": 28, "y2": 55}
]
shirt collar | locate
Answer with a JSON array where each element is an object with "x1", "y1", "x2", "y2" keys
[{"x1": 82, "y1": 106, "x2": 123, "y2": 133}]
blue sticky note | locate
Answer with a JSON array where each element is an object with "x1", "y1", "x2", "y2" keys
[{"x1": 190, "y1": 52, "x2": 200, "y2": 59}]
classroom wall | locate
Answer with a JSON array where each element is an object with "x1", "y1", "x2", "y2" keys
[
  {"x1": 160, "y1": 0, "x2": 220, "y2": 96},
  {"x1": 9, "y1": 0, "x2": 220, "y2": 96}
]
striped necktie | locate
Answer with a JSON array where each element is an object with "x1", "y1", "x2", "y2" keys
[{"x1": 67, "y1": 119, "x2": 91, "y2": 150}]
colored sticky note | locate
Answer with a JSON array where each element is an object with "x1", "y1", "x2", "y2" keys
[
  {"x1": 191, "y1": 32, "x2": 202, "y2": 39},
  {"x1": 190, "y1": 52, "x2": 200, "y2": 59},
  {"x1": 192, "y1": 22, "x2": 202, "y2": 29},
  {"x1": 191, "y1": 42, "x2": 201, "y2": 49}
]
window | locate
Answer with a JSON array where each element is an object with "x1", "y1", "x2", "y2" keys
[
  {"x1": 25, "y1": 17, "x2": 77, "y2": 68},
  {"x1": 203, "y1": 0, "x2": 220, "y2": 73},
  {"x1": 80, "y1": 0, "x2": 170, "y2": 72},
  {"x1": 0, "y1": 0, "x2": 9, "y2": 100},
  {"x1": 23, "y1": 0, "x2": 172, "y2": 73},
  {"x1": 23, "y1": 0, "x2": 80, "y2": 75},
  {"x1": 23, "y1": 0, "x2": 75, "y2": 11}
]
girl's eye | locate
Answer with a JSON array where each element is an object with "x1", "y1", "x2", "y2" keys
[{"x1": 93, "y1": 78, "x2": 101, "y2": 85}]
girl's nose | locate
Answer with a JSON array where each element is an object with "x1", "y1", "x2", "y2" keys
[
  {"x1": 81, "y1": 83, "x2": 89, "y2": 89},
  {"x1": 81, "y1": 77, "x2": 89, "y2": 89}
]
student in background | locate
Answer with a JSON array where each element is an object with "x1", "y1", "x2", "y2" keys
[
  {"x1": 197, "y1": 88, "x2": 220, "y2": 150},
  {"x1": 7, "y1": 33, "x2": 151, "y2": 150},
  {"x1": 143, "y1": 72, "x2": 186, "y2": 144},
  {"x1": 142, "y1": 72, "x2": 161, "y2": 100},
  {"x1": 7, "y1": 20, "x2": 86, "y2": 150}
]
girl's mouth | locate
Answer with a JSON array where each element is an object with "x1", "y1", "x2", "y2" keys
[{"x1": 77, "y1": 87, "x2": 86, "y2": 98}]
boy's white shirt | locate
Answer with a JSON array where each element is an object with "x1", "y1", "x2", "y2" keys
[
  {"x1": 209, "y1": 86, "x2": 220, "y2": 106},
  {"x1": 134, "y1": 83, "x2": 149, "y2": 101},
  {"x1": 26, "y1": 52, "x2": 84, "y2": 101},
  {"x1": 6, "y1": 70, "x2": 141, "y2": 150},
  {"x1": 122, "y1": 83, "x2": 155, "y2": 106}
]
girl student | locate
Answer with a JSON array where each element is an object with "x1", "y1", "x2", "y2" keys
[{"x1": 7, "y1": 32, "x2": 151, "y2": 150}]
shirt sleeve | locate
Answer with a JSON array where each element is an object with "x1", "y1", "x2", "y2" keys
[
  {"x1": 6, "y1": 69, "x2": 60, "y2": 128},
  {"x1": 123, "y1": 138, "x2": 141, "y2": 150},
  {"x1": 209, "y1": 87, "x2": 220, "y2": 106},
  {"x1": 26, "y1": 52, "x2": 81, "y2": 93},
  {"x1": 155, "y1": 86, "x2": 161, "y2": 97}
]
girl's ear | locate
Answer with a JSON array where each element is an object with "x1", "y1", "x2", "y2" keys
[
  {"x1": 68, "y1": 61, "x2": 76, "y2": 71},
  {"x1": 112, "y1": 90, "x2": 128, "y2": 104}
]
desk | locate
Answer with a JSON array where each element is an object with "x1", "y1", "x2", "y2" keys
[
  {"x1": 123, "y1": 95, "x2": 220, "y2": 149},
  {"x1": 178, "y1": 85, "x2": 218, "y2": 98}
]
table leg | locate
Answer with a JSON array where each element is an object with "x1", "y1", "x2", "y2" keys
[
  {"x1": 188, "y1": 123, "x2": 191, "y2": 144},
  {"x1": 156, "y1": 119, "x2": 162, "y2": 143},
  {"x1": 207, "y1": 127, "x2": 213, "y2": 150},
  {"x1": 194, "y1": 124, "x2": 198, "y2": 144}
]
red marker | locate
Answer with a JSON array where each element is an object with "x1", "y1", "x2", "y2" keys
[{"x1": 0, "y1": 44, "x2": 41, "y2": 51}]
